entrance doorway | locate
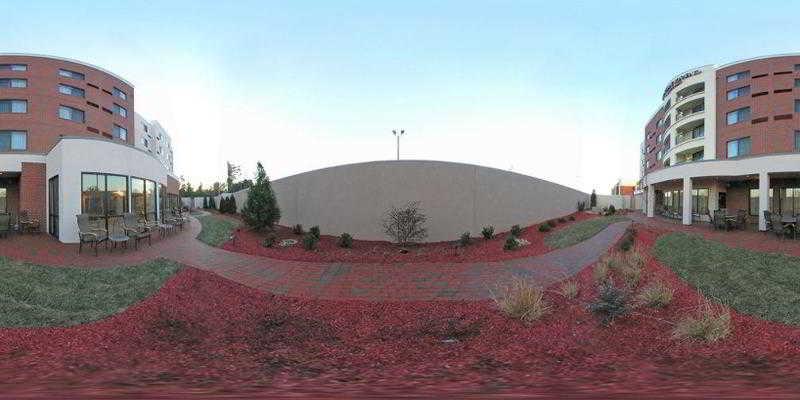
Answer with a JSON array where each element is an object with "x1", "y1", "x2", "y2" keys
[{"x1": 718, "y1": 192, "x2": 727, "y2": 209}]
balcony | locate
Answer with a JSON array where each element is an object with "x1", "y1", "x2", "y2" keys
[
  {"x1": 675, "y1": 82, "x2": 705, "y2": 102},
  {"x1": 675, "y1": 99, "x2": 705, "y2": 123},
  {"x1": 675, "y1": 121, "x2": 704, "y2": 146},
  {"x1": 675, "y1": 146, "x2": 704, "y2": 165}
]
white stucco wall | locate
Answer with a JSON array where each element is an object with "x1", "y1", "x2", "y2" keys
[
  {"x1": 217, "y1": 160, "x2": 603, "y2": 242},
  {"x1": 46, "y1": 137, "x2": 170, "y2": 243}
]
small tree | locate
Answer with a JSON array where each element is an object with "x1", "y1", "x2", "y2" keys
[
  {"x1": 203, "y1": 196, "x2": 209, "y2": 209},
  {"x1": 382, "y1": 201, "x2": 428, "y2": 246},
  {"x1": 241, "y1": 162, "x2": 281, "y2": 231},
  {"x1": 590, "y1": 190, "x2": 597, "y2": 208},
  {"x1": 209, "y1": 196, "x2": 217, "y2": 210}
]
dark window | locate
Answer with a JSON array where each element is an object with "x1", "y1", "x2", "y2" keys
[
  {"x1": 795, "y1": 131, "x2": 800, "y2": 151},
  {"x1": 58, "y1": 105, "x2": 85, "y2": 122},
  {"x1": 796, "y1": 79, "x2": 800, "y2": 88},
  {"x1": 112, "y1": 87, "x2": 127, "y2": 100},
  {"x1": 0, "y1": 99, "x2": 27, "y2": 113},
  {"x1": 727, "y1": 85, "x2": 750, "y2": 100},
  {"x1": 113, "y1": 103, "x2": 127, "y2": 117},
  {"x1": 0, "y1": 130, "x2": 27, "y2": 150},
  {"x1": 58, "y1": 83, "x2": 85, "y2": 97},
  {"x1": 0, "y1": 78, "x2": 27, "y2": 88},
  {"x1": 0, "y1": 64, "x2": 26, "y2": 71},
  {"x1": 727, "y1": 137, "x2": 752, "y2": 158},
  {"x1": 795, "y1": 64, "x2": 800, "y2": 71},
  {"x1": 58, "y1": 69, "x2": 85, "y2": 80},
  {"x1": 81, "y1": 173, "x2": 129, "y2": 234},
  {"x1": 726, "y1": 107, "x2": 751, "y2": 125},
  {"x1": 727, "y1": 71, "x2": 750, "y2": 83},
  {"x1": 796, "y1": 100, "x2": 800, "y2": 113}
]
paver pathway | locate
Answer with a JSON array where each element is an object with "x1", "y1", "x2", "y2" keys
[{"x1": 0, "y1": 215, "x2": 630, "y2": 301}]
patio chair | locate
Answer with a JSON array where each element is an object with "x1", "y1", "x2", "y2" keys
[
  {"x1": 763, "y1": 210, "x2": 773, "y2": 233},
  {"x1": 771, "y1": 215, "x2": 794, "y2": 239},
  {"x1": 77, "y1": 214, "x2": 108, "y2": 256},
  {"x1": 166, "y1": 209, "x2": 186, "y2": 230},
  {"x1": 122, "y1": 212, "x2": 152, "y2": 250},
  {"x1": 734, "y1": 210, "x2": 747, "y2": 230},
  {"x1": 0, "y1": 213, "x2": 11, "y2": 238},
  {"x1": 19, "y1": 210, "x2": 40, "y2": 234},
  {"x1": 713, "y1": 210, "x2": 728, "y2": 231}
]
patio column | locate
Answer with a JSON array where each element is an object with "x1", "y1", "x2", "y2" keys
[
  {"x1": 758, "y1": 172, "x2": 770, "y2": 231},
  {"x1": 682, "y1": 177, "x2": 692, "y2": 225},
  {"x1": 646, "y1": 185, "x2": 655, "y2": 217}
]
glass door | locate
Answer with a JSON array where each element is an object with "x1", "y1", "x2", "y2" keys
[{"x1": 48, "y1": 175, "x2": 59, "y2": 237}]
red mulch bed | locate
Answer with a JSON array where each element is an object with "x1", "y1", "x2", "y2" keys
[
  {"x1": 222, "y1": 212, "x2": 599, "y2": 263},
  {"x1": 4, "y1": 224, "x2": 800, "y2": 396}
]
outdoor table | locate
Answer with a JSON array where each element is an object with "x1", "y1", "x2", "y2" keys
[
  {"x1": 781, "y1": 216, "x2": 797, "y2": 236},
  {"x1": 157, "y1": 222, "x2": 174, "y2": 236},
  {"x1": 108, "y1": 233, "x2": 130, "y2": 252}
]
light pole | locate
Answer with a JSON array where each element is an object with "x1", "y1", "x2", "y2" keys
[{"x1": 392, "y1": 129, "x2": 405, "y2": 160}]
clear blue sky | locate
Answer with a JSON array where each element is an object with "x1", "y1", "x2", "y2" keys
[{"x1": 6, "y1": 1, "x2": 800, "y2": 193}]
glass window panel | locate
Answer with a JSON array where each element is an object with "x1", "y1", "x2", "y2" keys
[
  {"x1": 10, "y1": 132, "x2": 26, "y2": 150},
  {"x1": 131, "y1": 178, "x2": 145, "y2": 218},
  {"x1": 106, "y1": 175, "x2": 128, "y2": 217},
  {"x1": 81, "y1": 173, "x2": 105, "y2": 217},
  {"x1": 749, "y1": 189, "x2": 759, "y2": 216},
  {"x1": 145, "y1": 180, "x2": 156, "y2": 221}
]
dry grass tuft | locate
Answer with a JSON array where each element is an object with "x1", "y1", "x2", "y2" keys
[
  {"x1": 637, "y1": 281, "x2": 674, "y2": 308},
  {"x1": 593, "y1": 261, "x2": 610, "y2": 283},
  {"x1": 673, "y1": 300, "x2": 731, "y2": 342},
  {"x1": 493, "y1": 278, "x2": 550, "y2": 324},
  {"x1": 560, "y1": 280, "x2": 579, "y2": 299}
]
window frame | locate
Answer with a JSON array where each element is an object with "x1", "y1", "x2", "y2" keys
[
  {"x1": 727, "y1": 137, "x2": 752, "y2": 158},
  {"x1": 113, "y1": 124, "x2": 128, "y2": 140},
  {"x1": 726, "y1": 107, "x2": 751, "y2": 125},
  {"x1": 58, "y1": 68, "x2": 85, "y2": 80},
  {"x1": 58, "y1": 83, "x2": 85, "y2": 98},
  {"x1": 113, "y1": 103, "x2": 127, "y2": 118},
  {"x1": 112, "y1": 87, "x2": 127, "y2": 100},
  {"x1": 726, "y1": 71, "x2": 750, "y2": 83},
  {"x1": 0, "y1": 64, "x2": 27, "y2": 71},
  {"x1": 0, "y1": 78, "x2": 27, "y2": 88},
  {"x1": 0, "y1": 130, "x2": 27, "y2": 151},
  {"x1": 726, "y1": 85, "x2": 750, "y2": 100},
  {"x1": 58, "y1": 105, "x2": 85, "y2": 123},
  {"x1": 0, "y1": 99, "x2": 27, "y2": 113}
]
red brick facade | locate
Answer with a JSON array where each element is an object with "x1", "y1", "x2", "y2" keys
[
  {"x1": 20, "y1": 162, "x2": 46, "y2": 223},
  {"x1": 0, "y1": 55, "x2": 135, "y2": 152}
]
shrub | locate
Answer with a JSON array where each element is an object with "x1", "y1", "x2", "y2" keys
[
  {"x1": 492, "y1": 278, "x2": 549, "y2": 324},
  {"x1": 569, "y1": 215, "x2": 575, "y2": 221},
  {"x1": 626, "y1": 246, "x2": 646, "y2": 269},
  {"x1": 577, "y1": 201, "x2": 586, "y2": 212},
  {"x1": 203, "y1": 196, "x2": 209, "y2": 209},
  {"x1": 637, "y1": 281, "x2": 673, "y2": 308},
  {"x1": 558, "y1": 217, "x2": 566, "y2": 223},
  {"x1": 241, "y1": 162, "x2": 281, "y2": 232},
  {"x1": 382, "y1": 201, "x2": 428, "y2": 245},
  {"x1": 503, "y1": 235, "x2": 520, "y2": 251},
  {"x1": 458, "y1": 232, "x2": 471, "y2": 247},
  {"x1": 302, "y1": 232, "x2": 319, "y2": 250},
  {"x1": 593, "y1": 260, "x2": 609, "y2": 283},
  {"x1": 588, "y1": 280, "x2": 628, "y2": 326},
  {"x1": 673, "y1": 301, "x2": 731, "y2": 342},
  {"x1": 510, "y1": 224, "x2": 523, "y2": 237},
  {"x1": 590, "y1": 190, "x2": 597, "y2": 208},
  {"x1": 338, "y1": 232, "x2": 353, "y2": 248},
  {"x1": 209, "y1": 196, "x2": 216, "y2": 210},
  {"x1": 481, "y1": 226, "x2": 495, "y2": 240},
  {"x1": 607, "y1": 204, "x2": 616, "y2": 215},
  {"x1": 560, "y1": 280, "x2": 579, "y2": 299},
  {"x1": 262, "y1": 232, "x2": 278, "y2": 248},
  {"x1": 619, "y1": 261, "x2": 642, "y2": 288},
  {"x1": 309, "y1": 225, "x2": 321, "y2": 240},
  {"x1": 538, "y1": 224, "x2": 551, "y2": 232},
  {"x1": 292, "y1": 224, "x2": 304, "y2": 235},
  {"x1": 616, "y1": 226, "x2": 636, "y2": 252},
  {"x1": 547, "y1": 220, "x2": 557, "y2": 228}
]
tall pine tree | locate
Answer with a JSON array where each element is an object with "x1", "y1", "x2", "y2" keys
[{"x1": 241, "y1": 162, "x2": 280, "y2": 231}]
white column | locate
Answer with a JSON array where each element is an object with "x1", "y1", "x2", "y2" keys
[
  {"x1": 646, "y1": 185, "x2": 655, "y2": 218},
  {"x1": 682, "y1": 177, "x2": 692, "y2": 225},
  {"x1": 759, "y1": 172, "x2": 770, "y2": 231}
]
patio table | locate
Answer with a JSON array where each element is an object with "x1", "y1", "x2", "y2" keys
[
  {"x1": 781, "y1": 216, "x2": 797, "y2": 237},
  {"x1": 108, "y1": 233, "x2": 130, "y2": 252}
]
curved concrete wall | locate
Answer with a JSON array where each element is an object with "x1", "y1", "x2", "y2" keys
[{"x1": 221, "y1": 160, "x2": 592, "y2": 242}]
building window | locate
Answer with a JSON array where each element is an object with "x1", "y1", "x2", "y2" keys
[
  {"x1": 795, "y1": 131, "x2": 800, "y2": 151},
  {"x1": 58, "y1": 84, "x2": 85, "y2": 98},
  {"x1": 795, "y1": 79, "x2": 800, "y2": 88},
  {"x1": 0, "y1": 131, "x2": 26, "y2": 151},
  {"x1": 0, "y1": 99, "x2": 27, "y2": 113},
  {"x1": 0, "y1": 78, "x2": 27, "y2": 88},
  {"x1": 113, "y1": 124, "x2": 127, "y2": 140},
  {"x1": 0, "y1": 64, "x2": 27, "y2": 71},
  {"x1": 726, "y1": 85, "x2": 750, "y2": 100},
  {"x1": 727, "y1": 137, "x2": 752, "y2": 158},
  {"x1": 692, "y1": 188, "x2": 709, "y2": 215},
  {"x1": 796, "y1": 100, "x2": 800, "y2": 113},
  {"x1": 131, "y1": 177, "x2": 157, "y2": 221},
  {"x1": 796, "y1": 64, "x2": 800, "y2": 71},
  {"x1": 58, "y1": 69, "x2": 85, "y2": 80},
  {"x1": 58, "y1": 105, "x2": 85, "y2": 122},
  {"x1": 81, "y1": 173, "x2": 129, "y2": 233},
  {"x1": 113, "y1": 87, "x2": 127, "y2": 100},
  {"x1": 113, "y1": 103, "x2": 127, "y2": 118},
  {"x1": 726, "y1": 71, "x2": 750, "y2": 83},
  {"x1": 726, "y1": 107, "x2": 751, "y2": 125}
]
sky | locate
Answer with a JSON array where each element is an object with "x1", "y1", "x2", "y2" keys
[{"x1": 5, "y1": 0, "x2": 800, "y2": 193}]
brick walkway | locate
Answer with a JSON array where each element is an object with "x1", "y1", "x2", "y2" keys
[{"x1": 0, "y1": 216, "x2": 630, "y2": 301}]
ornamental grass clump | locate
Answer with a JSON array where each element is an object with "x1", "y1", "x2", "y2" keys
[
  {"x1": 262, "y1": 232, "x2": 277, "y2": 248},
  {"x1": 637, "y1": 281, "x2": 674, "y2": 308},
  {"x1": 538, "y1": 224, "x2": 551, "y2": 232},
  {"x1": 558, "y1": 217, "x2": 566, "y2": 223},
  {"x1": 302, "y1": 232, "x2": 319, "y2": 250},
  {"x1": 458, "y1": 232, "x2": 471, "y2": 247},
  {"x1": 337, "y1": 232, "x2": 353, "y2": 248},
  {"x1": 309, "y1": 225, "x2": 321, "y2": 240},
  {"x1": 292, "y1": 224, "x2": 304, "y2": 235},
  {"x1": 673, "y1": 301, "x2": 732, "y2": 342},
  {"x1": 481, "y1": 226, "x2": 495, "y2": 240},
  {"x1": 510, "y1": 224, "x2": 523, "y2": 237},
  {"x1": 547, "y1": 220, "x2": 557, "y2": 228},
  {"x1": 593, "y1": 261, "x2": 609, "y2": 283},
  {"x1": 560, "y1": 280, "x2": 579, "y2": 299},
  {"x1": 588, "y1": 280, "x2": 628, "y2": 326},
  {"x1": 503, "y1": 235, "x2": 520, "y2": 251},
  {"x1": 492, "y1": 278, "x2": 550, "y2": 324}
]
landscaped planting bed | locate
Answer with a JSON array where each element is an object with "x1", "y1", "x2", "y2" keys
[
  {"x1": 197, "y1": 213, "x2": 241, "y2": 247},
  {"x1": 5, "y1": 226, "x2": 800, "y2": 396},
  {"x1": 221, "y1": 212, "x2": 597, "y2": 263}
]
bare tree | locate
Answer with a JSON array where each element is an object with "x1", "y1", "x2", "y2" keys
[{"x1": 382, "y1": 201, "x2": 428, "y2": 245}]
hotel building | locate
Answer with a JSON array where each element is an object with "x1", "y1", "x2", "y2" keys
[{"x1": 0, "y1": 53, "x2": 179, "y2": 243}]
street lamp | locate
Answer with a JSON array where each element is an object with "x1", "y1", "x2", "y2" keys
[{"x1": 392, "y1": 129, "x2": 405, "y2": 160}]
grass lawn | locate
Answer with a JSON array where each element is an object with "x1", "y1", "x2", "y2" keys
[
  {"x1": 0, "y1": 258, "x2": 180, "y2": 327},
  {"x1": 654, "y1": 232, "x2": 800, "y2": 325},
  {"x1": 198, "y1": 213, "x2": 240, "y2": 247},
  {"x1": 545, "y1": 215, "x2": 628, "y2": 249}
]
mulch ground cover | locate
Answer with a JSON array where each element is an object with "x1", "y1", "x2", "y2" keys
[
  {"x1": 222, "y1": 212, "x2": 598, "y2": 263},
  {"x1": 3, "y1": 222, "x2": 800, "y2": 397}
]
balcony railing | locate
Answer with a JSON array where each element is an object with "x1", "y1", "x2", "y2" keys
[
  {"x1": 675, "y1": 130, "x2": 704, "y2": 145},
  {"x1": 676, "y1": 89, "x2": 704, "y2": 102},
  {"x1": 676, "y1": 106, "x2": 704, "y2": 122}
]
